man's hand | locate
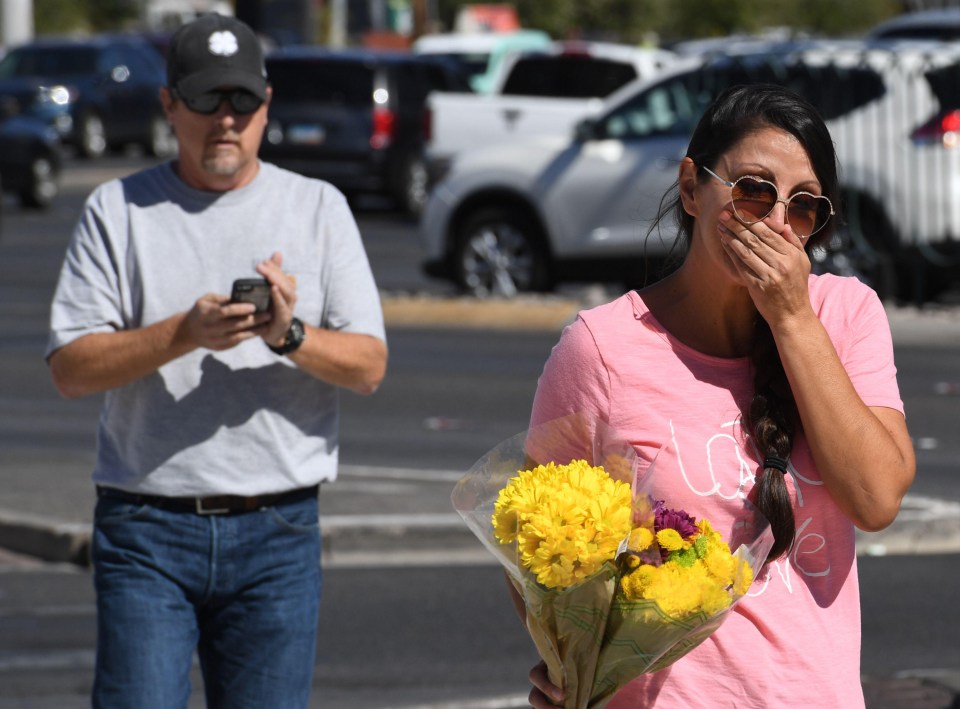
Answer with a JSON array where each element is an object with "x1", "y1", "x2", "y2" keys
[
  {"x1": 180, "y1": 293, "x2": 271, "y2": 351},
  {"x1": 253, "y1": 251, "x2": 298, "y2": 347}
]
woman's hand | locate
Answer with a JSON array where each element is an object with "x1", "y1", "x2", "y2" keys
[
  {"x1": 717, "y1": 209, "x2": 812, "y2": 327},
  {"x1": 528, "y1": 661, "x2": 565, "y2": 708}
]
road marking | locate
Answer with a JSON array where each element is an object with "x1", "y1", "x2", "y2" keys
[{"x1": 386, "y1": 695, "x2": 529, "y2": 709}]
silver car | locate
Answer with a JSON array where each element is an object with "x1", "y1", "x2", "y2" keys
[{"x1": 420, "y1": 40, "x2": 960, "y2": 302}]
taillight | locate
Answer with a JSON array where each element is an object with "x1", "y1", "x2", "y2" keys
[
  {"x1": 371, "y1": 106, "x2": 395, "y2": 149},
  {"x1": 911, "y1": 109, "x2": 960, "y2": 148}
]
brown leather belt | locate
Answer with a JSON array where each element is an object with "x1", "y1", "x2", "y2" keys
[{"x1": 96, "y1": 484, "x2": 319, "y2": 515}]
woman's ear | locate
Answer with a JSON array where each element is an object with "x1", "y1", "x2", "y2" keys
[{"x1": 678, "y1": 157, "x2": 700, "y2": 218}]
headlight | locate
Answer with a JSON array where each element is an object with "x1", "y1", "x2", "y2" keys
[{"x1": 39, "y1": 84, "x2": 71, "y2": 106}]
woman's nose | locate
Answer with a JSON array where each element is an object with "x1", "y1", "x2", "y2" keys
[{"x1": 765, "y1": 200, "x2": 789, "y2": 231}]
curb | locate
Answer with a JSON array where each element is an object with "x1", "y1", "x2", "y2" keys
[
  {"x1": 0, "y1": 510, "x2": 90, "y2": 566},
  {"x1": 381, "y1": 293, "x2": 581, "y2": 331}
]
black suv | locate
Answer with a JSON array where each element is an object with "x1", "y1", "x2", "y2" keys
[
  {"x1": 0, "y1": 34, "x2": 174, "y2": 159},
  {"x1": 261, "y1": 48, "x2": 469, "y2": 215}
]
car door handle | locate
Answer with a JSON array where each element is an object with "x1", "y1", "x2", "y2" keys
[{"x1": 502, "y1": 108, "x2": 522, "y2": 130}]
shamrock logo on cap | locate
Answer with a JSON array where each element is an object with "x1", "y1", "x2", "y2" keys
[{"x1": 208, "y1": 30, "x2": 239, "y2": 57}]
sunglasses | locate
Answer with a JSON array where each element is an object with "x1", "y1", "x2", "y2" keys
[
  {"x1": 701, "y1": 165, "x2": 834, "y2": 239},
  {"x1": 174, "y1": 88, "x2": 263, "y2": 115}
]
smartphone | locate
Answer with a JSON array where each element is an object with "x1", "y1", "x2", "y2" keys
[{"x1": 231, "y1": 278, "x2": 272, "y2": 313}]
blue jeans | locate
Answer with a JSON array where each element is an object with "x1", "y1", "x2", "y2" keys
[{"x1": 91, "y1": 490, "x2": 322, "y2": 709}]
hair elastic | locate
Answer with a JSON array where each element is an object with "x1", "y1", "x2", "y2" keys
[{"x1": 762, "y1": 456, "x2": 790, "y2": 474}]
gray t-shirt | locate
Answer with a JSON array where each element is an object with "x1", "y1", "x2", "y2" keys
[{"x1": 47, "y1": 161, "x2": 385, "y2": 496}]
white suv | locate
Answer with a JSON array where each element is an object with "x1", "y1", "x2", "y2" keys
[{"x1": 420, "y1": 40, "x2": 960, "y2": 302}]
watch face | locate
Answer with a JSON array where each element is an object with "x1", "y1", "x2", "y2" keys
[
  {"x1": 288, "y1": 319, "x2": 305, "y2": 347},
  {"x1": 270, "y1": 318, "x2": 305, "y2": 355}
]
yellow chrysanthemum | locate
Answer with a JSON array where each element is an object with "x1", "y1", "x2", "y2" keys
[
  {"x1": 626, "y1": 527, "x2": 654, "y2": 553},
  {"x1": 732, "y1": 557, "x2": 755, "y2": 596},
  {"x1": 492, "y1": 459, "x2": 633, "y2": 589},
  {"x1": 655, "y1": 528, "x2": 688, "y2": 552},
  {"x1": 618, "y1": 515, "x2": 755, "y2": 619}
]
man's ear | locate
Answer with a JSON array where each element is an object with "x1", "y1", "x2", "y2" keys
[
  {"x1": 678, "y1": 157, "x2": 700, "y2": 218},
  {"x1": 159, "y1": 86, "x2": 175, "y2": 119}
]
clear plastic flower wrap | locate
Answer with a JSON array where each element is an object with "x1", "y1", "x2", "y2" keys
[{"x1": 451, "y1": 413, "x2": 775, "y2": 709}]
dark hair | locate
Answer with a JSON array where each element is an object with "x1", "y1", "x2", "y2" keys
[{"x1": 654, "y1": 84, "x2": 840, "y2": 562}]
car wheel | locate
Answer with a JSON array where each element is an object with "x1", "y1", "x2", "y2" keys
[
  {"x1": 147, "y1": 114, "x2": 177, "y2": 158},
  {"x1": 454, "y1": 207, "x2": 550, "y2": 297},
  {"x1": 19, "y1": 155, "x2": 59, "y2": 209},
  {"x1": 78, "y1": 113, "x2": 106, "y2": 159},
  {"x1": 397, "y1": 155, "x2": 429, "y2": 217}
]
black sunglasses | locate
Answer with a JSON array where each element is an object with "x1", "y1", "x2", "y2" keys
[{"x1": 173, "y1": 88, "x2": 263, "y2": 115}]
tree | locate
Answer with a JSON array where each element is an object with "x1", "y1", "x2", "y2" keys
[{"x1": 433, "y1": 0, "x2": 903, "y2": 44}]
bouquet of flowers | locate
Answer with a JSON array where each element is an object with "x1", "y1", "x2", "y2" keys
[{"x1": 451, "y1": 414, "x2": 774, "y2": 709}]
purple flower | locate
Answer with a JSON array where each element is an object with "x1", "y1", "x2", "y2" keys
[{"x1": 653, "y1": 499, "x2": 698, "y2": 539}]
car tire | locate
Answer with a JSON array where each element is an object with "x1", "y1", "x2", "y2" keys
[
  {"x1": 19, "y1": 155, "x2": 59, "y2": 209},
  {"x1": 147, "y1": 114, "x2": 177, "y2": 158},
  {"x1": 453, "y1": 206, "x2": 551, "y2": 297},
  {"x1": 77, "y1": 113, "x2": 106, "y2": 159}
]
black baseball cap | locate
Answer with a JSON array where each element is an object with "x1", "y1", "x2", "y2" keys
[{"x1": 167, "y1": 14, "x2": 268, "y2": 101}]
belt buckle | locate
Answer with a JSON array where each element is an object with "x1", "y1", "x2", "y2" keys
[{"x1": 195, "y1": 497, "x2": 231, "y2": 515}]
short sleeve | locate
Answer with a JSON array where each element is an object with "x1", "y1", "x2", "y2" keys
[
  {"x1": 317, "y1": 190, "x2": 385, "y2": 342},
  {"x1": 813, "y1": 275, "x2": 904, "y2": 414},
  {"x1": 46, "y1": 183, "x2": 127, "y2": 359},
  {"x1": 527, "y1": 316, "x2": 612, "y2": 463}
]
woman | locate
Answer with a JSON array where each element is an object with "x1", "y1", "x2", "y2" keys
[{"x1": 524, "y1": 84, "x2": 915, "y2": 707}]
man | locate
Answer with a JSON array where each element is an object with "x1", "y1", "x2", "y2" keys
[{"x1": 46, "y1": 14, "x2": 387, "y2": 708}]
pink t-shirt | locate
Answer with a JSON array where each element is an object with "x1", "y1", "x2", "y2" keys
[{"x1": 529, "y1": 274, "x2": 904, "y2": 708}]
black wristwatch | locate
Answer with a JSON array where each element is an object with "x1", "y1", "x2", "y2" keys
[{"x1": 268, "y1": 317, "x2": 305, "y2": 356}]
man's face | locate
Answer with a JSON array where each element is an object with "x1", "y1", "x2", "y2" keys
[{"x1": 161, "y1": 85, "x2": 271, "y2": 191}]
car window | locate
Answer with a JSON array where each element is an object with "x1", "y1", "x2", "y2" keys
[
  {"x1": 420, "y1": 60, "x2": 471, "y2": 92},
  {"x1": 598, "y1": 74, "x2": 707, "y2": 140},
  {"x1": 425, "y1": 52, "x2": 488, "y2": 83},
  {"x1": 267, "y1": 60, "x2": 374, "y2": 106},
  {"x1": 594, "y1": 55, "x2": 888, "y2": 142},
  {"x1": 0, "y1": 46, "x2": 99, "y2": 78},
  {"x1": 118, "y1": 45, "x2": 160, "y2": 82},
  {"x1": 98, "y1": 47, "x2": 125, "y2": 77},
  {"x1": 501, "y1": 55, "x2": 638, "y2": 98},
  {"x1": 708, "y1": 58, "x2": 886, "y2": 121},
  {"x1": 872, "y1": 26, "x2": 960, "y2": 41},
  {"x1": 921, "y1": 61, "x2": 960, "y2": 108}
]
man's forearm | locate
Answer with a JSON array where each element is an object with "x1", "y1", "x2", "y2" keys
[
  {"x1": 287, "y1": 327, "x2": 387, "y2": 395},
  {"x1": 48, "y1": 313, "x2": 195, "y2": 399}
]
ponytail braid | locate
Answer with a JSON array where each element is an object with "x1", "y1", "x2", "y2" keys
[{"x1": 748, "y1": 318, "x2": 798, "y2": 562}]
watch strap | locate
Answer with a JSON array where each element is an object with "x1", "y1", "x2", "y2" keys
[{"x1": 268, "y1": 317, "x2": 305, "y2": 355}]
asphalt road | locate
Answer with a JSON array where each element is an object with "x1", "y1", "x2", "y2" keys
[{"x1": 0, "y1": 155, "x2": 958, "y2": 708}]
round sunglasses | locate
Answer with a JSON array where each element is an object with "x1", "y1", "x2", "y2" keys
[
  {"x1": 701, "y1": 165, "x2": 834, "y2": 239},
  {"x1": 173, "y1": 88, "x2": 263, "y2": 116}
]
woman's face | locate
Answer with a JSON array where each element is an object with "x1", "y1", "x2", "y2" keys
[{"x1": 683, "y1": 126, "x2": 823, "y2": 284}]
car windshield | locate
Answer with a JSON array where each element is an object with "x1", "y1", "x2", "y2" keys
[
  {"x1": 267, "y1": 60, "x2": 374, "y2": 106},
  {"x1": 501, "y1": 55, "x2": 638, "y2": 98},
  {"x1": 0, "y1": 46, "x2": 100, "y2": 79}
]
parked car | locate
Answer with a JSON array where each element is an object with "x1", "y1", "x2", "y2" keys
[
  {"x1": 425, "y1": 40, "x2": 677, "y2": 179},
  {"x1": 412, "y1": 29, "x2": 552, "y2": 93},
  {"x1": 0, "y1": 34, "x2": 175, "y2": 159},
  {"x1": 260, "y1": 48, "x2": 470, "y2": 215},
  {"x1": 0, "y1": 112, "x2": 63, "y2": 209},
  {"x1": 867, "y1": 8, "x2": 960, "y2": 41},
  {"x1": 420, "y1": 40, "x2": 960, "y2": 302}
]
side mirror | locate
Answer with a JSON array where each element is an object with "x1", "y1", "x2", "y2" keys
[{"x1": 574, "y1": 117, "x2": 598, "y2": 143}]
